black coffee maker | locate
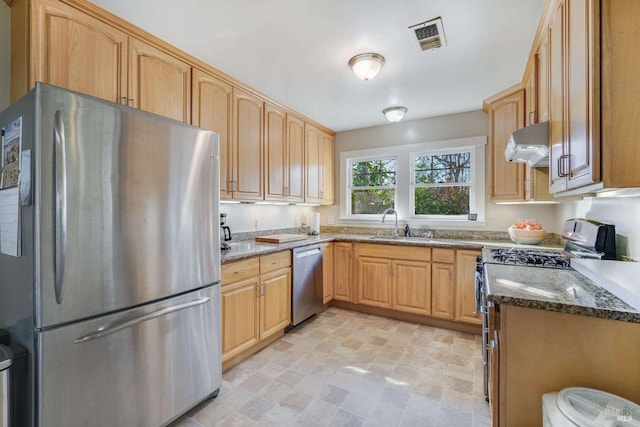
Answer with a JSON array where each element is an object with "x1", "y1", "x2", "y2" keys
[{"x1": 220, "y1": 213, "x2": 232, "y2": 250}]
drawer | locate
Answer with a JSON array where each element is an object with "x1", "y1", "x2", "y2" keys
[
  {"x1": 356, "y1": 243, "x2": 431, "y2": 262},
  {"x1": 222, "y1": 258, "x2": 260, "y2": 284},
  {"x1": 260, "y1": 251, "x2": 291, "y2": 273},
  {"x1": 432, "y1": 248, "x2": 455, "y2": 264}
]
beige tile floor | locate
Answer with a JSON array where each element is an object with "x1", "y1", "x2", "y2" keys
[{"x1": 172, "y1": 307, "x2": 490, "y2": 427}]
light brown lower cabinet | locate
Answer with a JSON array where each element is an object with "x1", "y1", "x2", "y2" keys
[
  {"x1": 333, "y1": 243, "x2": 354, "y2": 302},
  {"x1": 455, "y1": 250, "x2": 482, "y2": 325},
  {"x1": 322, "y1": 243, "x2": 334, "y2": 303},
  {"x1": 392, "y1": 260, "x2": 432, "y2": 316},
  {"x1": 221, "y1": 251, "x2": 291, "y2": 364},
  {"x1": 431, "y1": 248, "x2": 456, "y2": 320},
  {"x1": 493, "y1": 304, "x2": 640, "y2": 426},
  {"x1": 357, "y1": 256, "x2": 392, "y2": 308}
]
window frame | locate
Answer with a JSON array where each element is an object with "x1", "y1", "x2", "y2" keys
[
  {"x1": 346, "y1": 154, "x2": 398, "y2": 220},
  {"x1": 339, "y1": 136, "x2": 486, "y2": 225},
  {"x1": 410, "y1": 146, "x2": 477, "y2": 220}
]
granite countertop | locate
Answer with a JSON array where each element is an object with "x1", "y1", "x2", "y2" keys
[
  {"x1": 220, "y1": 233, "x2": 562, "y2": 263},
  {"x1": 485, "y1": 263, "x2": 640, "y2": 323}
]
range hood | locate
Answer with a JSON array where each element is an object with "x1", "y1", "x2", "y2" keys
[{"x1": 504, "y1": 121, "x2": 549, "y2": 167}]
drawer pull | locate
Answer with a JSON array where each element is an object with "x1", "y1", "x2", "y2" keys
[
  {"x1": 234, "y1": 269, "x2": 246, "y2": 275},
  {"x1": 271, "y1": 260, "x2": 281, "y2": 265}
]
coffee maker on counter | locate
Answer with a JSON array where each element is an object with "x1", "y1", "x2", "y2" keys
[{"x1": 220, "y1": 213, "x2": 232, "y2": 250}]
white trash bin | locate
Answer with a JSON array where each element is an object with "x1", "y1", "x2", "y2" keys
[{"x1": 543, "y1": 387, "x2": 640, "y2": 426}]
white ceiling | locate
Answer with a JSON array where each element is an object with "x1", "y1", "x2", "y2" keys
[{"x1": 91, "y1": 0, "x2": 545, "y2": 132}]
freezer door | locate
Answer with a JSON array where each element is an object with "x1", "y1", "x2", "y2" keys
[
  {"x1": 36, "y1": 286, "x2": 221, "y2": 427},
  {"x1": 34, "y1": 84, "x2": 220, "y2": 328}
]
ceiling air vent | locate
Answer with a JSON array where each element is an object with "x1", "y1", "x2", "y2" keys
[{"x1": 410, "y1": 17, "x2": 447, "y2": 51}]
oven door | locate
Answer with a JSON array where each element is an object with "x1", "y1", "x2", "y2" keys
[{"x1": 477, "y1": 262, "x2": 489, "y2": 400}]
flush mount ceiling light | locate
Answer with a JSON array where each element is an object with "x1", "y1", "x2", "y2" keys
[
  {"x1": 348, "y1": 53, "x2": 385, "y2": 81},
  {"x1": 383, "y1": 106, "x2": 408, "y2": 123}
]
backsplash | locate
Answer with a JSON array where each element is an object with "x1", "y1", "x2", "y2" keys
[{"x1": 320, "y1": 225, "x2": 563, "y2": 246}]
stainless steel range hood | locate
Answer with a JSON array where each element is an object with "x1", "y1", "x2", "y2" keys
[{"x1": 504, "y1": 121, "x2": 549, "y2": 167}]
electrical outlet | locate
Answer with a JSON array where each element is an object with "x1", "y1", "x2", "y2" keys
[
  {"x1": 328, "y1": 215, "x2": 336, "y2": 225},
  {"x1": 255, "y1": 218, "x2": 260, "y2": 230},
  {"x1": 294, "y1": 216, "x2": 301, "y2": 227}
]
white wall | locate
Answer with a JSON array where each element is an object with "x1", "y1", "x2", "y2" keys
[
  {"x1": 555, "y1": 197, "x2": 640, "y2": 260},
  {"x1": 220, "y1": 203, "x2": 315, "y2": 234},
  {"x1": 0, "y1": 2, "x2": 9, "y2": 111},
  {"x1": 317, "y1": 110, "x2": 557, "y2": 232}
]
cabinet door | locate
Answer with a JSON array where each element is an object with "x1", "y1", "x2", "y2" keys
[
  {"x1": 31, "y1": 0, "x2": 128, "y2": 103},
  {"x1": 320, "y1": 132, "x2": 334, "y2": 205},
  {"x1": 455, "y1": 250, "x2": 482, "y2": 325},
  {"x1": 333, "y1": 243, "x2": 353, "y2": 302},
  {"x1": 322, "y1": 243, "x2": 334, "y2": 304},
  {"x1": 431, "y1": 263, "x2": 455, "y2": 319},
  {"x1": 129, "y1": 38, "x2": 191, "y2": 122},
  {"x1": 392, "y1": 260, "x2": 431, "y2": 316},
  {"x1": 488, "y1": 89, "x2": 526, "y2": 202},
  {"x1": 357, "y1": 257, "x2": 392, "y2": 308},
  {"x1": 549, "y1": 1, "x2": 567, "y2": 193},
  {"x1": 536, "y1": 34, "x2": 550, "y2": 123},
  {"x1": 285, "y1": 115, "x2": 305, "y2": 203},
  {"x1": 264, "y1": 103, "x2": 287, "y2": 201},
  {"x1": 221, "y1": 278, "x2": 259, "y2": 362},
  {"x1": 191, "y1": 69, "x2": 233, "y2": 200},
  {"x1": 304, "y1": 124, "x2": 322, "y2": 203},
  {"x1": 259, "y1": 268, "x2": 291, "y2": 340},
  {"x1": 232, "y1": 88, "x2": 264, "y2": 200},
  {"x1": 566, "y1": 0, "x2": 599, "y2": 189}
]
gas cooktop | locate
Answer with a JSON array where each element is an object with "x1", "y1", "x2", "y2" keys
[{"x1": 485, "y1": 248, "x2": 571, "y2": 269}]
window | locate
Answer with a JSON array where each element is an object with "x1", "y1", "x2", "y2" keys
[
  {"x1": 340, "y1": 136, "x2": 486, "y2": 223},
  {"x1": 349, "y1": 158, "x2": 397, "y2": 215},
  {"x1": 412, "y1": 150, "x2": 472, "y2": 217}
]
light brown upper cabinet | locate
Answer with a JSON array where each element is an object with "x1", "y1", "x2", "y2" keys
[
  {"x1": 264, "y1": 103, "x2": 288, "y2": 201},
  {"x1": 128, "y1": 38, "x2": 191, "y2": 122},
  {"x1": 14, "y1": 0, "x2": 191, "y2": 121},
  {"x1": 15, "y1": 0, "x2": 128, "y2": 103},
  {"x1": 485, "y1": 87, "x2": 527, "y2": 202},
  {"x1": 285, "y1": 115, "x2": 305, "y2": 203},
  {"x1": 231, "y1": 88, "x2": 264, "y2": 200},
  {"x1": 320, "y1": 132, "x2": 335, "y2": 205},
  {"x1": 304, "y1": 124, "x2": 323, "y2": 204},
  {"x1": 305, "y1": 124, "x2": 334, "y2": 205},
  {"x1": 549, "y1": 0, "x2": 599, "y2": 193},
  {"x1": 519, "y1": 0, "x2": 640, "y2": 195},
  {"x1": 191, "y1": 69, "x2": 233, "y2": 200},
  {"x1": 8, "y1": 0, "x2": 336, "y2": 201},
  {"x1": 485, "y1": 86, "x2": 551, "y2": 202}
]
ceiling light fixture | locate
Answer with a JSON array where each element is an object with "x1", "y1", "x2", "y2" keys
[
  {"x1": 348, "y1": 53, "x2": 385, "y2": 81},
  {"x1": 383, "y1": 106, "x2": 408, "y2": 123}
]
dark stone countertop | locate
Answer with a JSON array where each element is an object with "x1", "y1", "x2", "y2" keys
[{"x1": 484, "y1": 263, "x2": 640, "y2": 323}]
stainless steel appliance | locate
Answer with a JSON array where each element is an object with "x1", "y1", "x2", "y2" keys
[
  {"x1": 0, "y1": 84, "x2": 221, "y2": 427},
  {"x1": 475, "y1": 218, "x2": 615, "y2": 400},
  {"x1": 292, "y1": 245, "x2": 323, "y2": 326}
]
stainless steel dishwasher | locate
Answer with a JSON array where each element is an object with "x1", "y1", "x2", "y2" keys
[{"x1": 292, "y1": 244, "x2": 323, "y2": 326}]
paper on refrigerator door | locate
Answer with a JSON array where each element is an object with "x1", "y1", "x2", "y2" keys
[
  {"x1": 0, "y1": 116, "x2": 22, "y2": 256},
  {"x1": 0, "y1": 187, "x2": 20, "y2": 256}
]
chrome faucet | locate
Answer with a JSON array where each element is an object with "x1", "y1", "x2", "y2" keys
[{"x1": 381, "y1": 208, "x2": 398, "y2": 237}]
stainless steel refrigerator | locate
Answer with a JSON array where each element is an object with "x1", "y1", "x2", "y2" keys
[{"x1": 0, "y1": 83, "x2": 222, "y2": 427}]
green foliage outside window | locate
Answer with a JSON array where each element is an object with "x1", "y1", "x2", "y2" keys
[
  {"x1": 350, "y1": 159, "x2": 396, "y2": 214},
  {"x1": 414, "y1": 152, "x2": 471, "y2": 216}
]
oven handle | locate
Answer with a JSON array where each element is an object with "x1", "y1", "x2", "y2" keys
[{"x1": 474, "y1": 270, "x2": 483, "y2": 314}]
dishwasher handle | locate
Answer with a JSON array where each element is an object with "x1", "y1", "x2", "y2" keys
[{"x1": 294, "y1": 247, "x2": 322, "y2": 259}]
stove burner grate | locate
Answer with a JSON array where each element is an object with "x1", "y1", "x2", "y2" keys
[{"x1": 489, "y1": 248, "x2": 570, "y2": 269}]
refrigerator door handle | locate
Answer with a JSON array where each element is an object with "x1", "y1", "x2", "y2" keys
[
  {"x1": 73, "y1": 296, "x2": 211, "y2": 344},
  {"x1": 53, "y1": 111, "x2": 67, "y2": 304}
]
